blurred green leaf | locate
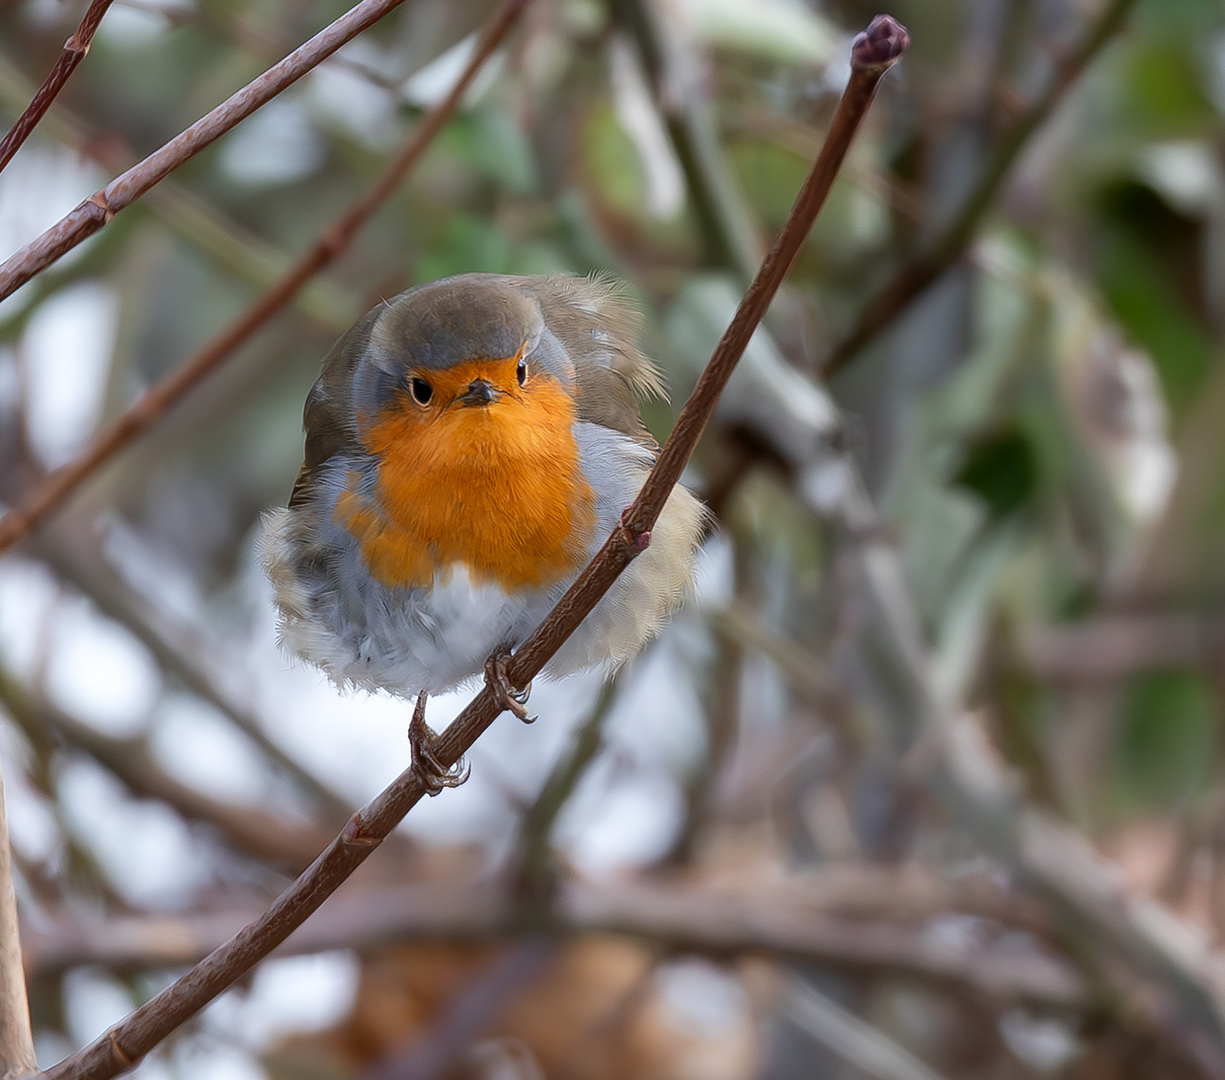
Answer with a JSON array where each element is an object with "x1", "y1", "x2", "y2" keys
[
  {"x1": 1112, "y1": 670, "x2": 1217, "y2": 812},
  {"x1": 1114, "y1": 39, "x2": 1218, "y2": 134},
  {"x1": 1093, "y1": 187, "x2": 1213, "y2": 419},
  {"x1": 953, "y1": 428, "x2": 1039, "y2": 522},
  {"x1": 434, "y1": 107, "x2": 539, "y2": 196},
  {"x1": 413, "y1": 214, "x2": 513, "y2": 281},
  {"x1": 729, "y1": 138, "x2": 809, "y2": 229},
  {"x1": 581, "y1": 101, "x2": 649, "y2": 220}
]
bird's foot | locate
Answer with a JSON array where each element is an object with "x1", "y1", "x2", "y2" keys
[
  {"x1": 485, "y1": 653, "x2": 537, "y2": 724},
  {"x1": 408, "y1": 692, "x2": 470, "y2": 796}
]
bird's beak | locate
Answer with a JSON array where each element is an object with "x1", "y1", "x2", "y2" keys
[{"x1": 457, "y1": 378, "x2": 497, "y2": 407}]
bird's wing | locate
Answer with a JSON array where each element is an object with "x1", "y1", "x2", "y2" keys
[
  {"x1": 519, "y1": 274, "x2": 665, "y2": 447},
  {"x1": 288, "y1": 308, "x2": 380, "y2": 509}
]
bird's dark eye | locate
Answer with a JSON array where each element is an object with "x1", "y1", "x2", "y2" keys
[
  {"x1": 516, "y1": 357, "x2": 527, "y2": 386},
  {"x1": 410, "y1": 377, "x2": 433, "y2": 405}
]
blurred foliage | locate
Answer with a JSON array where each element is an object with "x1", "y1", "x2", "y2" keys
[{"x1": 3, "y1": 0, "x2": 1225, "y2": 1076}]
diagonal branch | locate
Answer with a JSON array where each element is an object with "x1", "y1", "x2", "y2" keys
[
  {"x1": 366, "y1": 938, "x2": 555, "y2": 1080},
  {"x1": 0, "y1": 56, "x2": 360, "y2": 333},
  {"x1": 783, "y1": 979, "x2": 951, "y2": 1080},
  {"x1": 510, "y1": 674, "x2": 620, "y2": 900},
  {"x1": 0, "y1": 0, "x2": 529, "y2": 558},
  {"x1": 820, "y1": 0, "x2": 1139, "y2": 379},
  {"x1": 31, "y1": 17, "x2": 909, "y2": 1080},
  {"x1": 0, "y1": 669, "x2": 337, "y2": 870},
  {"x1": 832, "y1": 477, "x2": 1225, "y2": 1059},
  {"x1": 37, "y1": 534, "x2": 354, "y2": 824},
  {"x1": 0, "y1": 0, "x2": 116, "y2": 176},
  {"x1": 0, "y1": 0, "x2": 419, "y2": 303}
]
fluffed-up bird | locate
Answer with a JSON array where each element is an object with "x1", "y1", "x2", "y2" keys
[{"x1": 261, "y1": 273, "x2": 705, "y2": 790}]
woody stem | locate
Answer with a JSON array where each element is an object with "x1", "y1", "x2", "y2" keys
[{"x1": 0, "y1": 0, "x2": 116, "y2": 175}]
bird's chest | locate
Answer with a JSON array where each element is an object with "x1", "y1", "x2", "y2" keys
[{"x1": 335, "y1": 392, "x2": 597, "y2": 593}]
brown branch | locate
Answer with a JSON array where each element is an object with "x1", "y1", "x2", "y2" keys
[
  {"x1": 820, "y1": 0, "x2": 1139, "y2": 379},
  {"x1": 20, "y1": 865, "x2": 1055, "y2": 973},
  {"x1": 0, "y1": 57, "x2": 359, "y2": 334},
  {"x1": 0, "y1": 0, "x2": 417, "y2": 303},
  {"x1": 565, "y1": 878, "x2": 1075, "y2": 1008},
  {"x1": 32, "y1": 18, "x2": 907, "y2": 1080},
  {"x1": 0, "y1": 0, "x2": 115, "y2": 175},
  {"x1": 0, "y1": 670, "x2": 336, "y2": 871},
  {"x1": 366, "y1": 938, "x2": 556, "y2": 1080},
  {"x1": 36, "y1": 532, "x2": 354, "y2": 825},
  {"x1": 783, "y1": 979, "x2": 953, "y2": 1080},
  {"x1": 824, "y1": 479, "x2": 1225, "y2": 1057},
  {"x1": 0, "y1": 754, "x2": 36, "y2": 1079},
  {"x1": 510, "y1": 675, "x2": 620, "y2": 901},
  {"x1": 22, "y1": 872, "x2": 1080, "y2": 1010},
  {"x1": 0, "y1": 0, "x2": 529, "y2": 558},
  {"x1": 1021, "y1": 613, "x2": 1225, "y2": 683}
]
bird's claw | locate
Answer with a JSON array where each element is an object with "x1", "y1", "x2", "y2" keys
[
  {"x1": 408, "y1": 692, "x2": 470, "y2": 796},
  {"x1": 485, "y1": 654, "x2": 537, "y2": 724}
]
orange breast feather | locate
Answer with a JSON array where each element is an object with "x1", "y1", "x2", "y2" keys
[{"x1": 335, "y1": 363, "x2": 597, "y2": 592}]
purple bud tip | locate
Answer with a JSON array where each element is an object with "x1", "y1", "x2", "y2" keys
[{"x1": 851, "y1": 15, "x2": 910, "y2": 72}]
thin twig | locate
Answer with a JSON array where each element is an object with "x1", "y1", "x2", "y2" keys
[
  {"x1": 0, "y1": 57, "x2": 360, "y2": 334},
  {"x1": 820, "y1": 0, "x2": 1139, "y2": 379},
  {"x1": 366, "y1": 938, "x2": 555, "y2": 1080},
  {"x1": 0, "y1": 751, "x2": 36, "y2": 1079},
  {"x1": 0, "y1": 0, "x2": 529, "y2": 558},
  {"x1": 35, "y1": 531, "x2": 354, "y2": 823},
  {"x1": 32, "y1": 19, "x2": 907, "y2": 1080},
  {"x1": 0, "y1": 670, "x2": 336, "y2": 870},
  {"x1": 506, "y1": 15, "x2": 910, "y2": 690},
  {"x1": 0, "y1": 0, "x2": 115, "y2": 175},
  {"x1": 510, "y1": 676, "x2": 620, "y2": 902},
  {"x1": 613, "y1": 0, "x2": 764, "y2": 283},
  {"x1": 1021, "y1": 612, "x2": 1225, "y2": 682},
  {"x1": 22, "y1": 873, "x2": 1081, "y2": 1008},
  {"x1": 0, "y1": 0, "x2": 418, "y2": 303},
  {"x1": 832, "y1": 473, "x2": 1225, "y2": 1061},
  {"x1": 783, "y1": 979, "x2": 950, "y2": 1080}
]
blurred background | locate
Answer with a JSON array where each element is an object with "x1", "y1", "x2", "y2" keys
[{"x1": 3, "y1": 0, "x2": 1225, "y2": 1076}]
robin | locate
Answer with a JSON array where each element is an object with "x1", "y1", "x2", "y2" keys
[{"x1": 261, "y1": 273, "x2": 705, "y2": 793}]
